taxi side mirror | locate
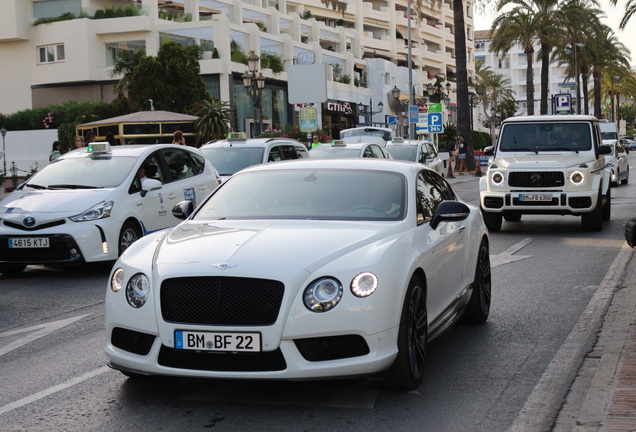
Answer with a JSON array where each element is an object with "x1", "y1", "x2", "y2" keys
[
  {"x1": 172, "y1": 200, "x2": 194, "y2": 220},
  {"x1": 140, "y1": 178, "x2": 162, "y2": 197}
]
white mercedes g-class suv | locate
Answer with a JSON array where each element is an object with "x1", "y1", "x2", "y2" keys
[{"x1": 479, "y1": 115, "x2": 613, "y2": 232}]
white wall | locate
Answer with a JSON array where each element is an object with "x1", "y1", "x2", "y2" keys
[{"x1": 0, "y1": 129, "x2": 58, "y2": 177}]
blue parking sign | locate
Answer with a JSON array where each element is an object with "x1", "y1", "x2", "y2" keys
[{"x1": 428, "y1": 112, "x2": 443, "y2": 133}]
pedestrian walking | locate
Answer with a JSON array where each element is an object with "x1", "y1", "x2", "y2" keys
[{"x1": 457, "y1": 135, "x2": 468, "y2": 172}]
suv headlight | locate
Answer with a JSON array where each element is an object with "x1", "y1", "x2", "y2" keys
[
  {"x1": 70, "y1": 201, "x2": 113, "y2": 222},
  {"x1": 491, "y1": 171, "x2": 505, "y2": 185},
  {"x1": 570, "y1": 171, "x2": 585, "y2": 185}
]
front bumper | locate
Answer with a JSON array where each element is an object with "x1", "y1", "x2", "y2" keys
[{"x1": 480, "y1": 189, "x2": 598, "y2": 215}]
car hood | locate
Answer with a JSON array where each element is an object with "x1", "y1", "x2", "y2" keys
[
  {"x1": 493, "y1": 154, "x2": 597, "y2": 169},
  {"x1": 0, "y1": 189, "x2": 114, "y2": 215},
  {"x1": 154, "y1": 219, "x2": 400, "y2": 275}
]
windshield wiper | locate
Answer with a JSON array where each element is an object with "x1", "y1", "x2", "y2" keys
[
  {"x1": 47, "y1": 184, "x2": 102, "y2": 189},
  {"x1": 549, "y1": 147, "x2": 580, "y2": 153},
  {"x1": 25, "y1": 183, "x2": 47, "y2": 190}
]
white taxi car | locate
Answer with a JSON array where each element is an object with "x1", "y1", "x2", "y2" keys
[
  {"x1": 385, "y1": 137, "x2": 444, "y2": 176},
  {"x1": 104, "y1": 158, "x2": 491, "y2": 390},
  {"x1": 602, "y1": 139, "x2": 629, "y2": 185},
  {"x1": 200, "y1": 132, "x2": 309, "y2": 183},
  {"x1": 0, "y1": 143, "x2": 219, "y2": 274},
  {"x1": 309, "y1": 139, "x2": 391, "y2": 159}
]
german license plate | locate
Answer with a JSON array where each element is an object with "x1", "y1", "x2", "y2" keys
[
  {"x1": 519, "y1": 194, "x2": 552, "y2": 202},
  {"x1": 175, "y1": 330, "x2": 261, "y2": 352},
  {"x1": 8, "y1": 237, "x2": 49, "y2": 248}
]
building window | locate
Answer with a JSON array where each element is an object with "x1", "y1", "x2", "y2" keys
[
  {"x1": 38, "y1": 44, "x2": 65, "y2": 64},
  {"x1": 106, "y1": 41, "x2": 146, "y2": 66}
]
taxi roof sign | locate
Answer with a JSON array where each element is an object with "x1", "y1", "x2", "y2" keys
[
  {"x1": 331, "y1": 140, "x2": 345, "y2": 147},
  {"x1": 391, "y1": 137, "x2": 404, "y2": 143},
  {"x1": 87, "y1": 142, "x2": 111, "y2": 153},
  {"x1": 227, "y1": 132, "x2": 247, "y2": 140}
]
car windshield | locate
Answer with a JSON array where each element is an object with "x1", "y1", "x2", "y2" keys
[
  {"x1": 601, "y1": 132, "x2": 618, "y2": 140},
  {"x1": 386, "y1": 146, "x2": 418, "y2": 162},
  {"x1": 195, "y1": 169, "x2": 406, "y2": 221},
  {"x1": 499, "y1": 123, "x2": 592, "y2": 152},
  {"x1": 23, "y1": 155, "x2": 137, "y2": 189},
  {"x1": 309, "y1": 146, "x2": 361, "y2": 158},
  {"x1": 200, "y1": 147, "x2": 265, "y2": 176}
]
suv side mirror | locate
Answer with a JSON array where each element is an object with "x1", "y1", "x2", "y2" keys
[
  {"x1": 598, "y1": 144, "x2": 612, "y2": 155},
  {"x1": 484, "y1": 146, "x2": 494, "y2": 156}
]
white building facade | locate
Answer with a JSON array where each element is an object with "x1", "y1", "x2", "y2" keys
[
  {"x1": 0, "y1": 0, "x2": 475, "y2": 138},
  {"x1": 474, "y1": 30, "x2": 587, "y2": 117}
]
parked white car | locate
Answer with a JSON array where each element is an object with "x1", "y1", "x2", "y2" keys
[
  {"x1": 603, "y1": 139, "x2": 629, "y2": 185},
  {"x1": 104, "y1": 158, "x2": 491, "y2": 390},
  {"x1": 200, "y1": 132, "x2": 309, "y2": 183},
  {"x1": 309, "y1": 140, "x2": 391, "y2": 159},
  {"x1": 0, "y1": 143, "x2": 219, "y2": 274},
  {"x1": 385, "y1": 137, "x2": 444, "y2": 176}
]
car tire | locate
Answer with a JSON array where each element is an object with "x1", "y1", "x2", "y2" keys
[
  {"x1": 504, "y1": 213, "x2": 521, "y2": 222},
  {"x1": 0, "y1": 264, "x2": 27, "y2": 275},
  {"x1": 581, "y1": 190, "x2": 603, "y2": 231},
  {"x1": 119, "y1": 221, "x2": 142, "y2": 255},
  {"x1": 481, "y1": 208, "x2": 502, "y2": 232},
  {"x1": 385, "y1": 275, "x2": 427, "y2": 390},
  {"x1": 460, "y1": 238, "x2": 491, "y2": 324},
  {"x1": 602, "y1": 187, "x2": 611, "y2": 222}
]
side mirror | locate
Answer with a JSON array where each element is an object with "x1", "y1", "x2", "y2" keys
[
  {"x1": 483, "y1": 146, "x2": 494, "y2": 156},
  {"x1": 172, "y1": 200, "x2": 194, "y2": 220},
  {"x1": 140, "y1": 178, "x2": 162, "y2": 197},
  {"x1": 598, "y1": 144, "x2": 612, "y2": 155},
  {"x1": 430, "y1": 201, "x2": 471, "y2": 230}
]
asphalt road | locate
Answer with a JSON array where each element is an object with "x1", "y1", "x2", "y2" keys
[{"x1": 1, "y1": 158, "x2": 635, "y2": 432}]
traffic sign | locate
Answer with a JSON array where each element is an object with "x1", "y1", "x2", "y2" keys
[
  {"x1": 427, "y1": 103, "x2": 443, "y2": 113},
  {"x1": 386, "y1": 115, "x2": 397, "y2": 126},
  {"x1": 427, "y1": 112, "x2": 443, "y2": 133},
  {"x1": 554, "y1": 94, "x2": 571, "y2": 114},
  {"x1": 409, "y1": 105, "x2": 419, "y2": 123}
]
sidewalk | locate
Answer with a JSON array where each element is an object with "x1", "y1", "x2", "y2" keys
[{"x1": 554, "y1": 245, "x2": 636, "y2": 431}]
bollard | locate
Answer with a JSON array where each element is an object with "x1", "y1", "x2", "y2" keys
[{"x1": 447, "y1": 156, "x2": 455, "y2": 178}]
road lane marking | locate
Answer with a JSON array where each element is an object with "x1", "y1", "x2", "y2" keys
[
  {"x1": 0, "y1": 366, "x2": 110, "y2": 416},
  {"x1": 491, "y1": 237, "x2": 534, "y2": 268},
  {"x1": 0, "y1": 314, "x2": 91, "y2": 358}
]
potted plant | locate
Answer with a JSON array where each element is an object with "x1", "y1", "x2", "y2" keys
[{"x1": 200, "y1": 40, "x2": 214, "y2": 60}]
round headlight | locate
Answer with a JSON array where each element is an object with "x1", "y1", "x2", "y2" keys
[
  {"x1": 570, "y1": 171, "x2": 584, "y2": 185},
  {"x1": 111, "y1": 268, "x2": 124, "y2": 292},
  {"x1": 491, "y1": 171, "x2": 504, "y2": 185},
  {"x1": 303, "y1": 277, "x2": 343, "y2": 312},
  {"x1": 351, "y1": 272, "x2": 378, "y2": 297},
  {"x1": 126, "y1": 273, "x2": 150, "y2": 308}
]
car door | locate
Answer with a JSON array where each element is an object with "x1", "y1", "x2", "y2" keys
[
  {"x1": 129, "y1": 151, "x2": 172, "y2": 234},
  {"x1": 413, "y1": 169, "x2": 467, "y2": 320}
]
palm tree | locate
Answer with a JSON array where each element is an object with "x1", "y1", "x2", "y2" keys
[
  {"x1": 194, "y1": 98, "x2": 235, "y2": 145},
  {"x1": 588, "y1": 24, "x2": 631, "y2": 118},
  {"x1": 109, "y1": 48, "x2": 146, "y2": 103},
  {"x1": 479, "y1": 71, "x2": 515, "y2": 145},
  {"x1": 452, "y1": 0, "x2": 474, "y2": 167},
  {"x1": 609, "y1": 0, "x2": 636, "y2": 29},
  {"x1": 491, "y1": 8, "x2": 540, "y2": 115}
]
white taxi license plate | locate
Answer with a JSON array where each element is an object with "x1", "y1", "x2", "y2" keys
[
  {"x1": 8, "y1": 237, "x2": 49, "y2": 248},
  {"x1": 519, "y1": 194, "x2": 553, "y2": 202},
  {"x1": 175, "y1": 330, "x2": 261, "y2": 352}
]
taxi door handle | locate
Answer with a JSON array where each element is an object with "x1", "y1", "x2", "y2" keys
[
  {"x1": 168, "y1": 193, "x2": 177, "y2": 200},
  {"x1": 458, "y1": 226, "x2": 466, "y2": 233}
]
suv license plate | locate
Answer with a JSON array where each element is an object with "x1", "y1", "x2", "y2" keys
[
  {"x1": 519, "y1": 194, "x2": 552, "y2": 202},
  {"x1": 8, "y1": 238, "x2": 50, "y2": 248},
  {"x1": 175, "y1": 330, "x2": 261, "y2": 352}
]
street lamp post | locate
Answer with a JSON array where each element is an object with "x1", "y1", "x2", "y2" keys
[
  {"x1": 391, "y1": 86, "x2": 428, "y2": 137},
  {"x1": 1, "y1": 127, "x2": 7, "y2": 177},
  {"x1": 468, "y1": 92, "x2": 480, "y2": 131},
  {"x1": 566, "y1": 43, "x2": 584, "y2": 114},
  {"x1": 357, "y1": 99, "x2": 384, "y2": 126},
  {"x1": 242, "y1": 51, "x2": 266, "y2": 137},
  {"x1": 426, "y1": 81, "x2": 452, "y2": 105}
]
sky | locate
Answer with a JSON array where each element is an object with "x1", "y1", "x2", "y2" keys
[{"x1": 474, "y1": 0, "x2": 636, "y2": 67}]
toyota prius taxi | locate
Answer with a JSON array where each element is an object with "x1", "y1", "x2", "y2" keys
[
  {"x1": 104, "y1": 158, "x2": 491, "y2": 389},
  {"x1": 0, "y1": 143, "x2": 219, "y2": 274}
]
